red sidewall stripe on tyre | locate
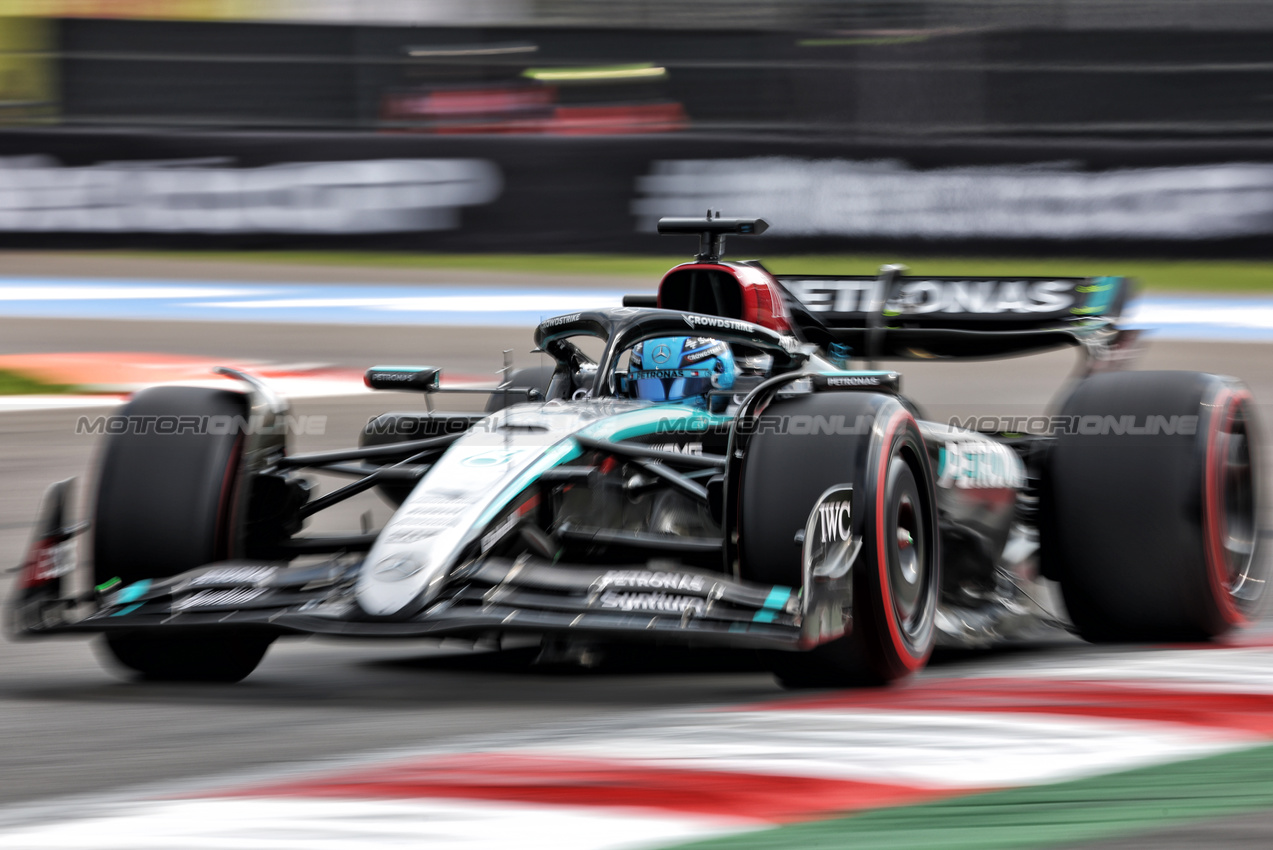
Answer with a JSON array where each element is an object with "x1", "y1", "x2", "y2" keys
[
  {"x1": 1203, "y1": 386, "x2": 1248, "y2": 628},
  {"x1": 874, "y1": 408, "x2": 928, "y2": 672}
]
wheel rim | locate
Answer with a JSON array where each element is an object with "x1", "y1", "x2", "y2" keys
[
  {"x1": 892, "y1": 494, "x2": 922, "y2": 625},
  {"x1": 887, "y1": 457, "x2": 934, "y2": 650},
  {"x1": 1219, "y1": 405, "x2": 1259, "y2": 603}
]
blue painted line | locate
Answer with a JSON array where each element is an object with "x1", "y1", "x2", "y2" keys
[
  {"x1": 1125, "y1": 297, "x2": 1273, "y2": 341},
  {"x1": 0, "y1": 278, "x2": 626, "y2": 327},
  {"x1": 0, "y1": 278, "x2": 1269, "y2": 340}
]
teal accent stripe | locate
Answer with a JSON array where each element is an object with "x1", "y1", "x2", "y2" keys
[
  {"x1": 575, "y1": 405, "x2": 729, "y2": 443},
  {"x1": 113, "y1": 579, "x2": 151, "y2": 605},
  {"x1": 753, "y1": 589, "x2": 791, "y2": 622},
  {"x1": 474, "y1": 405, "x2": 728, "y2": 552},
  {"x1": 111, "y1": 603, "x2": 144, "y2": 617},
  {"x1": 1087, "y1": 276, "x2": 1121, "y2": 314},
  {"x1": 474, "y1": 441, "x2": 582, "y2": 529},
  {"x1": 762, "y1": 587, "x2": 792, "y2": 610},
  {"x1": 1071, "y1": 276, "x2": 1122, "y2": 316}
]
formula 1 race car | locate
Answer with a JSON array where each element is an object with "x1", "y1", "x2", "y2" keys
[{"x1": 9, "y1": 216, "x2": 1265, "y2": 687}]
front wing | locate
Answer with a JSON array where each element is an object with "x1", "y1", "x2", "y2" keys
[{"x1": 15, "y1": 557, "x2": 806, "y2": 651}]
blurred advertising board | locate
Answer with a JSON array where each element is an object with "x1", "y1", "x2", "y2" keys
[
  {"x1": 0, "y1": 153, "x2": 502, "y2": 233},
  {"x1": 633, "y1": 158, "x2": 1273, "y2": 241},
  {"x1": 0, "y1": 129, "x2": 1270, "y2": 254}
]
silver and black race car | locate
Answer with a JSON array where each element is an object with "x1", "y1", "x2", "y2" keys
[{"x1": 9, "y1": 217, "x2": 1264, "y2": 687}]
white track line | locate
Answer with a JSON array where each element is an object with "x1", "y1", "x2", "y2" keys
[{"x1": 0, "y1": 797, "x2": 752, "y2": 850}]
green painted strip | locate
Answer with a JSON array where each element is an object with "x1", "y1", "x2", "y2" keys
[{"x1": 659, "y1": 743, "x2": 1273, "y2": 850}]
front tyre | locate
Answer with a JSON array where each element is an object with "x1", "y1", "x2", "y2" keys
[
  {"x1": 737, "y1": 393, "x2": 939, "y2": 687},
  {"x1": 93, "y1": 386, "x2": 274, "y2": 683},
  {"x1": 100, "y1": 633, "x2": 271, "y2": 684},
  {"x1": 859, "y1": 451, "x2": 939, "y2": 680}
]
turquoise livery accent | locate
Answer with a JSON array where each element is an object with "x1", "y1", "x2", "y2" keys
[
  {"x1": 575, "y1": 405, "x2": 728, "y2": 444},
  {"x1": 762, "y1": 587, "x2": 792, "y2": 610},
  {"x1": 112, "y1": 579, "x2": 151, "y2": 606},
  {"x1": 476, "y1": 406, "x2": 724, "y2": 530},
  {"x1": 1071, "y1": 276, "x2": 1121, "y2": 316},
  {"x1": 753, "y1": 588, "x2": 792, "y2": 622}
]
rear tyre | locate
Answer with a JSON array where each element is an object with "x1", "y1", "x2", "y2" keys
[
  {"x1": 486, "y1": 366, "x2": 556, "y2": 413},
  {"x1": 737, "y1": 393, "x2": 939, "y2": 687},
  {"x1": 1043, "y1": 371, "x2": 1263, "y2": 642},
  {"x1": 93, "y1": 386, "x2": 273, "y2": 683}
]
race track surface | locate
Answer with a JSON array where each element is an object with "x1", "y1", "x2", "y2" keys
[{"x1": 0, "y1": 262, "x2": 1271, "y2": 848}]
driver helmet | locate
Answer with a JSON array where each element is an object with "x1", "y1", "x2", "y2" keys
[{"x1": 627, "y1": 336, "x2": 736, "y2": 408}]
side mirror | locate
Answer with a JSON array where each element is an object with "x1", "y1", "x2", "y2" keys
[{"x1": 364, "y1": 366, "x2": 441, "y2": 392}]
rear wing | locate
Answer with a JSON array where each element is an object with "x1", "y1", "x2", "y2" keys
[
  {"x1": 647, "y1": 215, "x2": 1134, "y2": 361},
  {"x1": 776, "y1": 270, "x2": 1135, "y2": 360}
]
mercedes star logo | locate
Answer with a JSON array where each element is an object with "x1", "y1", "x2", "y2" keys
[{"x1": 373, "y1": 555, "x2": 423, "y2": 582}]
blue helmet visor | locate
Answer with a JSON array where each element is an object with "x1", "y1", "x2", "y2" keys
[{"x1": 628, "y1": 371, "x2": 716, "y2": 403}]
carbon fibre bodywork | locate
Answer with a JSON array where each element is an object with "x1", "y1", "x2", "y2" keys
[
  {"x1": 13, "y1": 218, "x2": 1254, "y2": 682},
  {"x1": 9, "y1": 313, "x2": 1041, "y2": 656}
]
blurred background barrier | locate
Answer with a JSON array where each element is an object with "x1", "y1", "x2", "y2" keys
[
  {"x1": 0, "y1": 5, "x2": 1270, "y2": 251},
  {"x1": 1, "y1": 131, "x2": 1272, "y2": 254}
]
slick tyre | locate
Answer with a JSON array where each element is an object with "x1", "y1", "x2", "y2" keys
[
  {"x1": 1043, "y1": 371, "x2": 1263, "y2": 642},
  {"x1": 486, "y1": 366, "x2": 556, "y2": 413},
  {"x1": 93, "y1": 386, "x2": 273, "y2": 683},
  {"x1": 738, "y1": 393, "x2": 939, "y2": 687},
  {"x1": 101, "y1": 633, "x2": 270, "y2": 684}
]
